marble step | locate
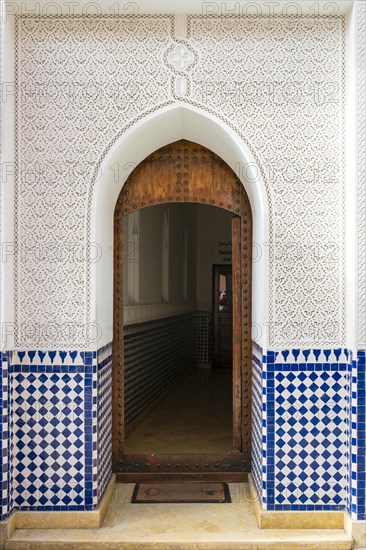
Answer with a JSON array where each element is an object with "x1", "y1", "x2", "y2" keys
[{"x1": 5, "y1": 528, "x2": 353, "y2": 550}]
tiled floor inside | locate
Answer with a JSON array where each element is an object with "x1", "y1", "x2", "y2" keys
[
  {"x1": 6, "y1": 483, "x2": 353, "y2": 549},
  {"x1": 125, "y1": 365, "x2": 233, "y2": 454}
]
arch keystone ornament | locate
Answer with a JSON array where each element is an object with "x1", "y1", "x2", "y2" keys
[{"x1": 168, "y1": 44, "x2": 194, "y2": 70}]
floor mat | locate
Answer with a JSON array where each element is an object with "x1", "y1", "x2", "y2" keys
[{"x1": 131, "y1": 482, "x2": 231, "y2": 503}]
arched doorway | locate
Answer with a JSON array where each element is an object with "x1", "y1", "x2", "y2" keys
[{"x1": 112, "y1": 140, "x2": 252, "y2": 481}]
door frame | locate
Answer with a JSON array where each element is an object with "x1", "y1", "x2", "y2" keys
[
  {"x1": 112, "y1": 140, "x2": 252, "y2": 482},
  {"x1": 212, "y1": 260, "x2": 243, "y2": 454}
]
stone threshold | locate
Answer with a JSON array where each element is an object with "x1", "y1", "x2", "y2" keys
[
  {"x1": 1, "y1": 477, "x2": 357, "y2": 550},
  {"x1": 1, "y1": 527, "x2": 355, "y2": 548}
]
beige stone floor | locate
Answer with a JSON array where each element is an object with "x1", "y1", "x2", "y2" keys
[
  {"x1": 6, "y1": 483, "x2": 353, "y2": 549},
  {"x1": 125, "y1": 365, "x2": 233, "y2": 454}
]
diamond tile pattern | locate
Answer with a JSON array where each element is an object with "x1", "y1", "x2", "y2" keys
[
  {"x1": 251, "y1": 342, "x2": 263, "y2": 504},
  {"x1": 268, "y1": 364, "x2": 349, "y2": 509},
  {"x1": 0, "y1": 352, "x2": 10, "y2": 520},
  {"x1": 1, "y1": 345, "x2": 365, "y2": 520},
  {"x1": 350, "y1": 351, "x2": 366, "y2": 520},
  {"x1": 13, "y1": 368, "x2": 86, "y2": 508},
  {"x1": 97, "y1": 343, "x2": 113, "y2": 502},
  {"x1": 8, "y1": 345, "x2": 114, "y2": 512}
]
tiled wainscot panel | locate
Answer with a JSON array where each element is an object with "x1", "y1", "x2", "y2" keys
[
  {"x1": 96, "y1": 343, "x2": 113, "y2": 502},
  {"x1": 265, "y1": 349, "x2": 350, "y2": 511},
  {"x1": 251, "y1": 341, "x2": 265, "y2": 505}
]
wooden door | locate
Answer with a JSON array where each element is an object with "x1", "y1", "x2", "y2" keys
[
  {"x1": 113, "y1": 140, "x2": 252, "y2": 481},
  {"x1": 213, "y1": 265, "x2": 233, "y2": 369},
  {"x1": 231, "y1": 215, "x2": 242, "y2": 451}
]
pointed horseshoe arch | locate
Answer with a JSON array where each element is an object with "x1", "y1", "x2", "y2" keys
[
  {"x1": 113, "y1": 140, "x2": 252, "y2": 476},
  {"x1": 89, "y1": 103, "x2": 270, "y2": 478}
]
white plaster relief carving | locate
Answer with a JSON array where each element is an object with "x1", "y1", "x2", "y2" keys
[
  {"x1": 187, "y1": 15, "x2": 345, "y2": 347},
  {"x1": 15, "y1": 15, "x2": 345, "y2": 348},
  {"x1": 168, "y1": 44, "x2": 194, "y2": 70},
  {"x1": 174, "y1": 76, "x2": 187, "y2": 96},
  {"x1": 357, "y1": 2, "x2": 366, "y2": 347}
]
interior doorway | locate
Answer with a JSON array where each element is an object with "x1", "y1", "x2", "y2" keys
[
  {"x1": 113, "y1": 140, "x2": 252, "y2": 481},
  {"x1": 213, "y1": 265, "x2": 233, "y2": 369}
]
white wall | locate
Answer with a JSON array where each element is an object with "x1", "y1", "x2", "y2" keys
[
  {"x1": 123, "y1": 203, "x2": 197, "y2": 323},
  {"x1": 8, "y1": 10, "x2": 352, "y2": 351},
  {"x1": 123, "y1": 203, "x2": 238, "y2": 318}
]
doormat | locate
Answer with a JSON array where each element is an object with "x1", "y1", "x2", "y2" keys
[{"x1": 131, "y1": 482, "x2": 231, "y2": 503}]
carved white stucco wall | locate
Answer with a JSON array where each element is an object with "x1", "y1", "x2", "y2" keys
[
  {"x1": 12, "y1": 13, "x2": 347, "y2": 349},
  {"x1": 357, "y1": 1, "x2": 366, "y2": 348}
]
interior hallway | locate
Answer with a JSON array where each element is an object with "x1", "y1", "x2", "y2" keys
[{"x1": 125, "y1": 365, "x2": 233, "y2": 454}]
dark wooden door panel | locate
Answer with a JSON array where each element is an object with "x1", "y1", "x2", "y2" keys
[
  {"x1": 120, "y1": 142, "x2": 244, "y2": 216},
  {"x1": 115, "y1": 453, "x2": 250, "y2": 474},
  {"x1": 232, "y1": 216, "x2": 242, "y2": 451}
]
